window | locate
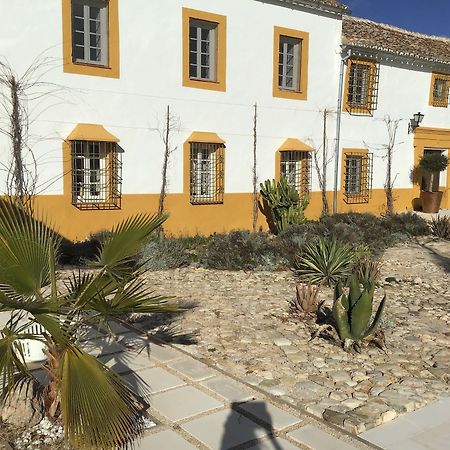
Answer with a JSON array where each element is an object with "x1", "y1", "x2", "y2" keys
[
  {"x1": 71, "y1": 140, "x2": 122, "y2": 209},
  {"x1": 273, "y1": 27, "x2": 308, "y2": 100},
  {"x1": 72, "y1": 0, "x2": 108, "y2": 66},
  {"x1": 62, "y1": 0, "x2": 120, "y2": 78},
  {"x1": 183, "y1": 8, "x2": 226, "y2": 91},
  {"x1": 189, "y1": 142, "x2": 224, "y2": 204},
  {"x1": 344, "y1": 59, "x2": 379, "y2": 115},
  {"x1": 280, "y1": 151, "x2": 311, "y2": 197},
  {"x1": 430, "y1": 73, "x2": 450, "y2": 107},
  {"x1": 278, "y1": 36, "x2": 301, "y2": 91},
  {"x1": 343, "y1": 151, "x2": 373, "y2": 204}
]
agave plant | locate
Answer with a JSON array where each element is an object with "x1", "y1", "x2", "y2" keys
[
  {"x1": 0, "y1": 200, "x2": 179, "y2": 449},
  {"x1": 431, "y1": 215, "x2": 450, "y2": 240},
  {"x1": 293, "y1": 238, "x2": 359, "y2": 286},
  {"x1": 289, "y1": 283, "x2": 323, "y2": 317},
  {"x1": 332, "y1": 275, "x2": 386, "y2": 350},
  {"x1": 259, "y1": 177, "x2": 309, "y2": 234},
  {"x1": 355, "y1": 256, "x2": 383, "y2": 289}
]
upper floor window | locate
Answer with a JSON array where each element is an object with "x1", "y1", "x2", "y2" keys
[
  {"x1": 430, "y1": 73, "x2": 450, "y2": 107},
  {"x1": 343, "y1": 150, "x2": 373, "y2": 204},
  {"x1": 72, "y1": 0, "x2": 108, "y2": 66},
  {"x1": 273, "y1": 27, "x2": 309, "y2": 101},
  {"x1": 189, "y1": 19, "x2": 217, "y2": 82},
  {"x1": 62, "y1": 0, "x2": 120, "y2": 78},
  {"x1": 280, "y1": 151, "x2": 311, "y2": 197},
  {"x1": 190, "y1": 142, "x2": 225, "y2": 204},
  {"x1": 183, "y1": 8, "x2": 227, "y2": 92},
  {"x1": 344, "y1": 59, "x2": 379, "y2": 116}
]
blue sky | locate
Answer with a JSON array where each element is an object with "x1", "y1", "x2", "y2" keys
[{"x1": 345, "y1": 0, "x2": 450, "y2": 37}]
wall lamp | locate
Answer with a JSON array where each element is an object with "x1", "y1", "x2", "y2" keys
[{"x1": 408, "y1": 112, "x2": 424, "y2": 134}]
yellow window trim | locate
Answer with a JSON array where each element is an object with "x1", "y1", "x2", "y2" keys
[
  {"x1": 182, "y1": 8, "x2": 227, "y2": 92},
  {"x1": 67, "y1": 123, "x2": 120, "y2": 142},
  {"x1": 343, "y1": 58, "x2": 377, "y2": 115},
  {"x1": 62, "y1": 0, "x2": 120, "y2": 78},
  {"x1": 187, "y1": 131, "x2": 225, "y2": 144},
  {"x1": 278, "y1": 138, "x2": 314, "y2": 152},
  {"x1": 273, "y1": 26, "x2": 309, "y2": 101},
  {"x1": 429, "y1": 72, "x2": 450, "y2": 108}
]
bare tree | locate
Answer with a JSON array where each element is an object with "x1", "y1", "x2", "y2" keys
[
  {"x1": 252, "y1": 103, "x2": 258, "y2": 232},
  {"x1": 0, "y1": 55, "x2": 63, "y2": 210},
  {"x1": 313, "y1": 109, "x2": 333, "y2": 215},
  {"x1": 157, "y1": 105, "x2": 179, "y2": 235},
  {"x1": 383, "y1": 116, "x2": 400, "y2": 216}
]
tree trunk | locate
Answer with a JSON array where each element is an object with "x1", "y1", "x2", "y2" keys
[{"x1": 43, "y1": 339, "x2": 63, "y2": 420}]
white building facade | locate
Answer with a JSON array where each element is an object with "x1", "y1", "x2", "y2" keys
[{"x1": 0, "y1": 0, "x2": 449, "y2": 240}]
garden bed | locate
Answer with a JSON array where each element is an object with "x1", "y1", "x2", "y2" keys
[{"x1": 138, "y1": 237, "x2": 450, "y2": 434}]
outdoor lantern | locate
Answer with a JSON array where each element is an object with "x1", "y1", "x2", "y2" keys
[{"x1": 409, "y1": 112, "x2": 424, "y2": 133}]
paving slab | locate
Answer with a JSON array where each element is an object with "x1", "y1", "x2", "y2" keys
[
  {"x1": 151, "y1": 386, "x2": 223, "y2": 422},
  {"x1": 202, "y1": 376, "x2": 255, "y2": 403},
  {"x1": 168, "y1": 357, "x2": 215, "y2": 381},
  {"x1": 135, "y1": 429, "x2": 197, "y2": 450},
  {"x1": 246, "y1": 437, "x2": 301, "y2": 449},
  {"x1": 123, "y1": 367, "x2": 185, "y2": 395},
  {"x1": 99, "y1": 352, "x2": 154, "y2": 373},
  {"x1": 360, "y1": 397, "x2": 450, "y2": 450},
  {"x1": 82, "y1": 338, "x2": 125, "y2": 356},
  {"x1": 182, "y1": 409, "x2": 269, "y2": 450},
  {"x1": 288, "y1": 425, "x2": 358, "y2": 450},
  {"x1": 239, "y1": 400, "x2": 302, "y2": 431}
]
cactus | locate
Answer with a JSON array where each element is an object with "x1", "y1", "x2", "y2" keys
[
  {"x1": 332, "y1": 274, "x2": 386, "y2": 346},
  {"x1": 259, "y1": 177, "x2": 309, "y2": 234}
]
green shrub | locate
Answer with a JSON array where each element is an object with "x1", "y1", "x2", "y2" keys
[
  {"x1": 419, "y1": 153, "x2": 449, "y2": 173},
  {"x1": 293, "y1": 238, "x2": 361, "y2": 286},
  {"x1": 202, "y1": 230, "x2": 280, "y2": 270},
  {"x1": 382, "y1": 212, "x2": 430, "y2": 237},
  {"x1": 138, "y1": 237, "x2": 191, "y2": 270},
  {"x1": 431, "y1": 215, "x2": 450, "y2": 240}
]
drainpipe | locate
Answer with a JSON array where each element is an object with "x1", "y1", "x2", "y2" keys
[{"x1": 333, "y1": 48, "x2": 352, "y2": 214}]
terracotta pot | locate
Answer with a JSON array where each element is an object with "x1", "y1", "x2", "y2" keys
[{"x1": 420, "y1": 190, "x2": 443, "y2": 214}]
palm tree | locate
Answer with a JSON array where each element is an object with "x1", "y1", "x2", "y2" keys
[{"x1": 0, "y1": 200, "x2": 178, "y2": 449}]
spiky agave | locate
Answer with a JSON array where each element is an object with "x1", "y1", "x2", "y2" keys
[{"x1": 332, "y1": 275, "x2": 386, "y2": 350}]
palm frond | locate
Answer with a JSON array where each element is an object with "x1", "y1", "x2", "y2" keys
[
  {"x1": 93, "y1": 213, "x2": 167, "y2": 278},
  {"x1": 60, "y1": 347, "x2": 146, "y2": 450},
  {"x1": 0, "y1": 200, "x2": 59, "y2": 295}
]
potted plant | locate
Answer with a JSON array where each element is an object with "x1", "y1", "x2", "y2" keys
[{"x1": 419, "y1": 152, "x2": 449, "y2": 213}]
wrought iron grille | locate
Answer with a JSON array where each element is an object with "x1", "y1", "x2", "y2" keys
[
  {"x1": 280, "y1": 151, "x2": 311, "y2": 197},
  {"x1": 190, "y1": 142, "x2": 224, "y2": 204},
  {"x1": 431, "y1": 75, "x2": 450, "y2": 107},
  {"x1": 71, "y1": 140, "x2": 122, "y2": 210},
  {"x1": 343, "y1": 152, "x2": 373, "y2": 204},
  {"x1": 346, "y1": 60, "x2": 379, "y2": 116}
]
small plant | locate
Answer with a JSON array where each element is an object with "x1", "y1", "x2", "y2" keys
[
  {"x1": 431, "y1": 215, "x2": 450, "y2": 240},
  {"x1": 355, "y1": 256, "x2": 383, "y2": 289},
  {"x1": 259, "y1": 177, "x2": 309, "y2": 234},
  {"x1": 332, "y1": 275, "x2": 386, "y2": 350},
  {"x1": 289, "y1": 283, "x2": 323, "y2": 317},
  {"x1": 138, "y1": 236, "x2": 191, "y2": 270},
  {"x1": 293, "y1": 238, "x2": 359, "y2": 286}
]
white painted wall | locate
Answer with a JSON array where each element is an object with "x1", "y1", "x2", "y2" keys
[
  {"x1": 0, "y1": 0, "x2": 448, "y2": 201},
  {"x1": 0, "y1": 0, "x2": 342, "y2": 197}
]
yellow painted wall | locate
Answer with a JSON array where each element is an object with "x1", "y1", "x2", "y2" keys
[{"x1": 34, "y1": 187, "x2": 416, "y2": 242}]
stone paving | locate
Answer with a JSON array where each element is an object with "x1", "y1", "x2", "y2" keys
[
  {"x1": 137, "y1": 238, "x2": 450, "y2": 435},
  {"x1": 94, "y1": 327, "x2": 374, "y2": 449}
]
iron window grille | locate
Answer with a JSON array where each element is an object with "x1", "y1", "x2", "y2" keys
[
  {"x1": 346, "y1": 60, "x2": 379, "y2": 116},
  {"x1": 72, "y1": 0, "x2": 109, "y2": 66},
  {"x1": 343, "y1": 152, "x2": 373, "y2": 204},
  {"x1": 278, "y1": 35, "x2": 302, "y2": 92},
  {"x1": 431, "y1": 75, "x2": 450, "y2": 107},
  {"x1": 190, "y1": 142, "x2": 224, "y2": 204},
  {"x1": 71, "y1": 140, "x2": 122, "y2": 210},
  {"x1": 280, "y1": 151, "x2": 311, "y2": 197},
  {"x1": 189, "y1": 19, "x2": 217, "y2": 81}
]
